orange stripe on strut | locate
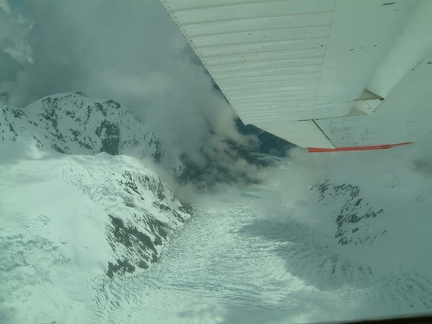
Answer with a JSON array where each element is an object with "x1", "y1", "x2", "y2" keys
[{"x1": 308, "y1": 142, "x2": 413, "y2": 153}]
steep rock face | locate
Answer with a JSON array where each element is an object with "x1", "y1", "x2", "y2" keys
[
  {"x1": 64, "y1": 154, "x2": 192, "y2": 277},
  {"x1": 0, "y1": 91, "x2": 163, "y2": 160},
  {"x1": 0, "y1": 152, "x2": 192, "y2": 323},
  {"x1": 104, "y1": 166, "x2": 191, "y2": 277},
  {"x1": 0, "y1": 92, "x2": 191, "y2": 278},
  {"x1": 312, "y1": 181, "x2": 387, "y2": 246}
]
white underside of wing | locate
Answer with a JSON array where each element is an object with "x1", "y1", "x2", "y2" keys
[{"x1": 161, "y1": 0, "x2": 432, "y2": 149}]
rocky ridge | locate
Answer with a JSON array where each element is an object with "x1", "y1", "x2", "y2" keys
[{"x1": 0, "y1": 91, "x2": 191, "y2": 277}]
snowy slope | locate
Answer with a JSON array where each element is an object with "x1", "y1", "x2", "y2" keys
[
  {"x1": 1, "y1": 91, "x2": 165, "y2": 161},
  {"x1": 0, "y1": 90, "x2": 191, "y2": 273},
  {"x1": 1, "y1": 92, "x2": 431, "y2": 323},
  {"x1": 58, "y1": 155, "x2": 432, "y2": 324},
  {"x1": 0, "y1": 151, "x2": 190, "y2": 323},
  {"x1": 0, "y1": 93, "x2": 192, "y2": 323}
]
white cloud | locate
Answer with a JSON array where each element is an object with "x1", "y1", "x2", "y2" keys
[
  {"x1": 0, "y1": 0, "x2": 262, "y2": 189},
  {"x1": 0, "y1": 0, "x2": 33, "y2": 64},
  {"x1": 0, "y1": 0, "x2": 11, "y2": 15}
]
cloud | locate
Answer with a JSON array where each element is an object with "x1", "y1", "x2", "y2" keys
[
  {"x1": 9, "y1": 0, "x2": 429, "y2": 194},
  {"x1": 0, "y1": 0, "x2": 263, "y2": 190},
  {"x1": 248, "y1": 135, "x2": 432, "y2": 220},
  {"x1": 0, "y1": 0, "x2": 33, "y2": 65},
  {"x1": 0, "y1": 0, "x2": 182, "y2": 107}
]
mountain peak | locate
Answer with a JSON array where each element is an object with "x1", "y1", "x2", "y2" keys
[{"x1": 1, "y1": 91, "x2": 162, "y2": 160}]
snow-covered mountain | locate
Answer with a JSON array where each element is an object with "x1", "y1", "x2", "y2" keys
[
  {"x1": 1, "y1": 92, "x2": 192, "y2": 321},
  {"x1": 63, "y1": 158, "x2": 432, "y2": 324},
  {"x1": 1, "y1": 92, "x2": 432, "y2": 323},
  {"x1": 0, "y1": 91, "x2": 183, "y2": 170}
]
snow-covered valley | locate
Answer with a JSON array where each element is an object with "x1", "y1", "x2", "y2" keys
[
  {"x1": 90, "y1": 191, "x2": 432, "y2": 324},
  {"x1": 1, "y1": 93, "x2": 432, "y2": 323}
]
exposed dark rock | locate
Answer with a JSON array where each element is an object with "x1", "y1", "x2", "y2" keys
[
  {"x1": 313, "y1": 180, "x2": 388, "y2": 246},
  {"x1": 1, "y1": 92, "x2": 161, "y2": 159},
  {"x1": 1, "y1": 92, "x2": 192, "y2": 279}
]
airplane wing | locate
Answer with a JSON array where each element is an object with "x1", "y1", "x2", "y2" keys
[{"x1": 160, "y1": 0, "x2": 432, "y2": 151}]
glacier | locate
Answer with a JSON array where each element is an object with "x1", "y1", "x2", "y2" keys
[{"x1": 1, "y1": 92, "x2": 432, "y2": 323}]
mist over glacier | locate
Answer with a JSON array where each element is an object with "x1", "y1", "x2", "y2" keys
[{"x1": 1, "y1": 0, "x2": 432, "y2": 323}]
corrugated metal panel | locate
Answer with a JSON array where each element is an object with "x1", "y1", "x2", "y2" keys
[
  {"x1": 316, "y1": 48, "x2": 432, "y2": 148},
  {"x1": 315, "y1": 1, "x2": 432, "y2": 147},
  {"x1": 161, "y1": 0, "x2": 334, "y2": 147},
  {"x1": 161, "y1": 0, "x2": 431, "y2": 149},
  {"x1": 310, "y1": 1, "x2": 416, "y2": 119}
]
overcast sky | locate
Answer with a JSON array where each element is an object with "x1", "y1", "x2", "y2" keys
[
  {"x1": 1, "y1": 0, "x2": 431, "y2": 191},
  {"x1": 0, "y1": 0, "x2": 264, "y2": 186},
  {"x1": 1, "y1": 0, "x2": 194, "y2": 107}
]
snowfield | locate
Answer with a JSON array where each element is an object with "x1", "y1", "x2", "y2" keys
[
  {"x1": 1, "y1": 92, "x2": 432, "y2": 323},
  {"x1": 2, "y1": 149, "x2": 432, "y2": 323},
  {"x1": 0, "y1": 150, "x2": 189, "y2": 324},
  {"x1": 85, "y1": 162, "x2": 432, "y2": 324}
]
